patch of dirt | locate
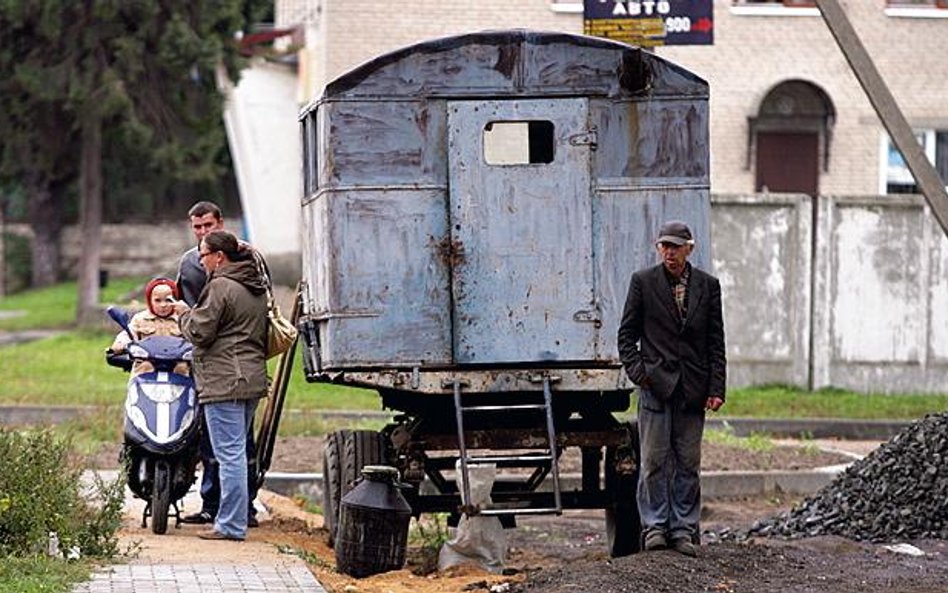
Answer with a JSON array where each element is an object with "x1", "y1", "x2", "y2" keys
[
  {"x1": 126, "y1": 492, "x2": 948, "y2": 593},
  {"x1": 111, "y1": 435, "x2": 948, "y2": 593},
  {"x1": 511, "y1": 536, "x2": 948, "y2": 593},
  {"x1": 88, "y1": 435, "x2": 855, "y2": 474}
]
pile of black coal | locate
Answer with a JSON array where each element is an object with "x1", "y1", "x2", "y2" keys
[{"x1": 743, "y1": 412, "x2": 948, "y2": 542}]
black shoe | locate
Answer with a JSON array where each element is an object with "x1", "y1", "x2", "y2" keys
[
  {"x1": 644, "y1": 531, "x2": 668, "y2": 551},
  {"x1": 671, "y1": 537, "x2": 698, "y2": 557},
  {"x1": 247, "y1": 515, "x2": 259, "y2": 528},
  {"x1": 182, "y1": 510, "x2": 214, "y2": 525}
]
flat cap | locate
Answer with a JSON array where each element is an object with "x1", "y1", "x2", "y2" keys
[{"x1": 656, "y1": 220, "x2": 694, "y2": 246}]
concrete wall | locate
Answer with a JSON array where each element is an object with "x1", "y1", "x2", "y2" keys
[
  {"x1": 712, "y1": 193, "x2": 813, "y2": 389},
  {"x1": 220, "y1": 60, "x2": 301, "y2": 256},
  {"x1": 812, "y1": 194, "x2": 948, "y2": 394},
  {"x1": 3, "y1": 223, "x2": 194, "y2": 281},
  {"x1": 219, "y1": 60, "x2": 303, "y2": 284},
  {"x1": 715, "y1": 192, "x2": 948, "y2": 394},
  {"x1": 1, "y1": 221, "x2": 296, "y2": 287}
]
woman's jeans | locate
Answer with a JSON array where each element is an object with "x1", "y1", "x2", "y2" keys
[
  {"x1": 204, "y1": 398, "x2": 259, "y2": 539},
  {"x1": 636, "y1": 388, "x2": 706, "y2": 542}
]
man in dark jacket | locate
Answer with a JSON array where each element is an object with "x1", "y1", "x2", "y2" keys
[
  {"x1": 617, "y1": 220, "x2": 726, "y2": 557},
  {"x1": 176, "y1": 230, "x2": 269, "y2": 541},
  {"x1": 176, "y1": 201, "x2": 261, "y2": 528}
]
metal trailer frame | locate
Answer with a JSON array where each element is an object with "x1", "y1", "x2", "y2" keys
[{"x1": 296, "y1": 30, "x2": 711, "y2": 557}]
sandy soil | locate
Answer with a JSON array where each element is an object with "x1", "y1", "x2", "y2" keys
[
  {"x1": 119, "y1": 488, "x2": 948, "y2": 593},
  {"x1": 105, "y1": 437, "x2": 948, "y2": 593}
]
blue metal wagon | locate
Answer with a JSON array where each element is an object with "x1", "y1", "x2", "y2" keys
[{"x1": 296, "y1": 29, "x2": 711, "y2": 557}]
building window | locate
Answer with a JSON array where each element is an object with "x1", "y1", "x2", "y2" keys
[
  {"x1": 302, "y1": 114, "x2": 318, "y2": 197},
  {"x1": 882, "y1": 130, "x2": 948, "y2": 194},
  {"x1": 885, "y1": 0, "x2": 948, "y2": 17},
  {"x1": 549, "y1": 0, "x2": 582, "y2": 14},
  {"x1": 731, "y1": 1, "x2": 820, "y2": 16},
  {"x1": 887, "y1": 1, "x2": 945, "y2": 6}
]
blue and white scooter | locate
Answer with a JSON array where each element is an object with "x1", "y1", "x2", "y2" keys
[{"x1": 105, "y1": 306, "x2": 200, "y2": 534}]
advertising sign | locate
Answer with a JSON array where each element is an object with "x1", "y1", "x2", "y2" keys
[{"x1": 583, "y1": 0, "x2": 714, "y2": 47}]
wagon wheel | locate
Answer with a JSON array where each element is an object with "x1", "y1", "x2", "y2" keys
[
  {"x1": 322, "y1": 430, "x2": 349, "y2": 547},
  {"x1": 604, "y1": 421, "x2": 641, "y2": 557},
  {"x1": 324, "y1": 429, "x2": 388, "y2": 546}
]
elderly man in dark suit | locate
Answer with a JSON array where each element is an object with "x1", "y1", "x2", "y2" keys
[{"x1": 617, "y1": 220, "x2": 727, "y2": 557}]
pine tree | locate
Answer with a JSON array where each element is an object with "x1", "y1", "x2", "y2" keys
[{"x1": 0, "y1": 0, "x2": 269, "y2": 321}]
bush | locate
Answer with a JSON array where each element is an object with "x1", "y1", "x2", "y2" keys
[
  {"x1": 0, "y1": 429, "x2": 125, "y2": 559},
  {"x1": 2, "y1": 232, "x2": 31, "y2": 294}
]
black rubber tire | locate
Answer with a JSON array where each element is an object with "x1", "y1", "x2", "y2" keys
[
  {"x1": 322, "y1": 430, "x2": 349, "y2": 547},
  {"x1": 340, "y1": 430, "x2": 387, "y2": 497},
  {"x1": 605, "y1": 422, "x2": 642, "y2": 557},
  {"x1": 151, "y1": 461, "x2": 171, "y2": 535},
  {"x1": 605, "y1": 499, "x2": 641, "y2": 557}
]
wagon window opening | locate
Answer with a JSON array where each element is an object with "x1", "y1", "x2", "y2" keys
[{"x1": 483, "y1": 120, "x2": 555, "y2": 165}]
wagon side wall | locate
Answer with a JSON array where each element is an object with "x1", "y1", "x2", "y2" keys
[
  {"x1": 591, "y1": 97, "x2": 711, "y2": 360},
  {"x1": 303, "y1": 98, "x2": 454, "y2": 367}
]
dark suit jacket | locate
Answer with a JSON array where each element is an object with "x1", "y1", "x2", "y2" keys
[{"x1": 617, "y1": 262, "x2": 726, "y2": 412}]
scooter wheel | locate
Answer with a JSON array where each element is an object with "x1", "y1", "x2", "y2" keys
[{"x1": 151, "y1": 461, "x2": 172, "y2": 535}]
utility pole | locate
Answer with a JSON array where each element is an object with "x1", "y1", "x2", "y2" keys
[{"x1": 816, "y1": 0, "x2": 948, "y2": 237}]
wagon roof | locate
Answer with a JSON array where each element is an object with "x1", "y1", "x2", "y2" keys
[{"x1": 319, "y1": 29, "x2": 708, "y2": 102}]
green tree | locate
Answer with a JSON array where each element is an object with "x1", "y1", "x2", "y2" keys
[{"x1": 0, "y1": 0, "x2": 269, "y2": 320}]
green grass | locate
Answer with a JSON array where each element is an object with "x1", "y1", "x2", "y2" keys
[
  {"x1": 720, "y1": 385, "x2": 948, "y2": 419},
  {"x1": 0, "y1": 556, "x2": 92, "y2": 593},
  {"x1": 704, "y1": 428, "x2": 775, "y2": 452},
  {"x1": 0, "y1": 277, "x2": 148, "y2": 331},
  {"x1": 0, "y1": 330, "x2": 378, "y2": 409}
]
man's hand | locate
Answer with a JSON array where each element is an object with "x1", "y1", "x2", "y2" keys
[
  {"x1": 171, "y1": 301, "x2": 190, "y2": 316},
  {"x1": 705, "y1": 396, "x2": 724, "y2": 412}
]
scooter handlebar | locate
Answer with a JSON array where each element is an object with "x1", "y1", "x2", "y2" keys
[{"x1": 105, "y1": 348, "x2": 133, "y2": 372}]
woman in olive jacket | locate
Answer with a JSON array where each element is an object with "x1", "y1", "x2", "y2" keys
[{"x1": 175, "y1": 229, "x2": 268, "y2": 541}]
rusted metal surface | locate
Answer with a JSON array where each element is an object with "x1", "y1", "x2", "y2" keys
[
  {"x1": 316, "y1": 367, "x2": 634, "y2": 394},
  {"x1": 299, "y1": 30, "x2": 710, "y2": 394},
  {"x1": 415, "y1": 428, "x2": 630, "y2": 451},
  {"x1": 448, "y1": 98, "x2": 595, "y2": 364}
]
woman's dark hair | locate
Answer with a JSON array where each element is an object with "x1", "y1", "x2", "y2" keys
[{"x1": 202, "y1": 230, "x2": 252, "y2": 261}]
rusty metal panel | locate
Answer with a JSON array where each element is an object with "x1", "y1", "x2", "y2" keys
[
  {"x1": 448, "y1": 99, "x2": 596, "y2": 364},
  {"x1": 593, "y1": 187, "x2": 713, "y2": 360},
  {"x1": 321, "y1": 31, "x2": 706, "y2": 101},
  {"x1": 319, "y1": 100, "x2": 446, "y2": 188},
  {"x1": 594, "y1": 98, "x2": 710, "y2": 181},
  {"x1": 304, "y1": 189, "x2": 452, "y2": 367}
]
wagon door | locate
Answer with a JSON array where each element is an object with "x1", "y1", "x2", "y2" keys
[{"x1": 448, "y1": 99, "x2": 596, "y2": 364}]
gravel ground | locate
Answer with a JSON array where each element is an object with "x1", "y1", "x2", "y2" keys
[{"x1": 94, "y1": 432, "x2": 948, "y2": 593}]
